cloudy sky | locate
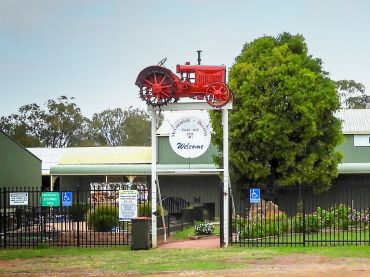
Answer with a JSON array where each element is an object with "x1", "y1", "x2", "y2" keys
[{"x1": 1, "y1": 0, "x2": 369, "y2": 117}]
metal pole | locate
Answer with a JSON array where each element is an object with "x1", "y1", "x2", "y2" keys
[
  {"x1": 151, "y1": 110, "x2": 157, "y2": 248},
  {"x1": 197, "y1": 50, "x2": 202, "y2": 65},
  {"x1": 222, "y1": 109, "x2": 229, "y2": 247}
]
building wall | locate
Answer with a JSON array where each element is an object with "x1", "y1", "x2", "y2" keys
[
  {"x1": 337, "y1": 134, "x2": 370, "y2": 163},
  {"x1": 158, "y1": 175, "x2": 222, "y2": 217},
  {"x1": 0, "y1": 131, "x2": 41, "y2": 188},
  {"x1": 157, "y1": 136, "x2": 220, "y2": 164}
]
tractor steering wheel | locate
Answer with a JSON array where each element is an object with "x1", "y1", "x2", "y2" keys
[{"x1": 157, "y1": 58, "x2": 167, "y2": 66}]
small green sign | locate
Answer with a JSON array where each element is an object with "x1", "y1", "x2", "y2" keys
[{"x1": 41, "y1": 192, "x2": 60, "y2": 207}]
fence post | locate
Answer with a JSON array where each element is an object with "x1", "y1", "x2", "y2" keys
[
  {"x1": 302, "y1": 197, "x2": 306, "y2": 247},
  {"x1": 2, "y1": 188, "x2": 7, "y2": 248},
  {"x1": 76, "y1": 185, "x2": 80, "y2": 247}
]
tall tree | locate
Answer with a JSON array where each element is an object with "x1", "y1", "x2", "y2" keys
[
  {"x1": 210, "y1": 33, "x2": 343, "y2": 192},
  {"x1": 0, "y1": 96, "x2": 86, "y2": 147},
  {"x1": 90, "y1": 108, "x2": 127, "y2": 146},
  {"x1": 336, "y1": 80, "x2": 366, "y2": 109},
  {"x1": 43, "y1": 96, "x2": 86, "y2": 147},
  {"x1": 89, "y1": 107, "x2": 161, "y2": 146},
  {"x1": 124, "y1": 108, "x2": 152, "y2": 146}
]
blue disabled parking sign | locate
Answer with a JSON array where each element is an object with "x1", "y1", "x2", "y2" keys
[
  {"x1": 62, "y1": 192, "x2": 73, "y2": 207},
  {"x1": 249, "y1": 188, "x2": 261, "y2": 204}
]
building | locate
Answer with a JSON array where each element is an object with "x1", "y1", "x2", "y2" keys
[
  {"x1": 0, "y1": 130, "x2": 41, "y2": 188},
  {"x1": 27, "y1": 109, "x2": 370, "y2": 217},
  {"x1": 335, "y1": 109, "x2": 370, "y2": 184}
]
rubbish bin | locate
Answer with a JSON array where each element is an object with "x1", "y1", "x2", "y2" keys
[{"x1": 131, "y1": 217, "x2": 151, "y2": 250}]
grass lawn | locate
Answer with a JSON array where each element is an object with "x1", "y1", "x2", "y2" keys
[
  {"x1": 0, "y1": 245, "x2": 369, "y2": 275},
  {"x1": 236, "y1": 229, "x2": 370, "y2": 246}
]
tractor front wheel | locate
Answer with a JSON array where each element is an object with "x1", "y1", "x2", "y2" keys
[{"x1": 205, "y1": 82, "x2": 232, "y2": 108}]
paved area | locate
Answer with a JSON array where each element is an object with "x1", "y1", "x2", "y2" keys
[{"x1": 159, "y1": 236, "x2": 220, "y2": 249}]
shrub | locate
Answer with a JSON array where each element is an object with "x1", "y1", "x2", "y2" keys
[
  {"x1": 138, "y1": 201, "x2": 166, "y2": 217},
  {"x1": 194, "y1": 220, "x2": 214, "y2": 235},
  {"x1": 88, "y1": 205, "x2": 119, "y2": 232},
  {"x1": 292, "y1": 213, "x2": 320, "y2": 233},
  {"x1": 68, "y1": 203, "x2": 88, "y2": 221}
]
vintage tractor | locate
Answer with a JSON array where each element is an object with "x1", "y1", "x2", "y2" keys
[{"x1": 135, "y1": 58, "x2": 233, "y2": 108}]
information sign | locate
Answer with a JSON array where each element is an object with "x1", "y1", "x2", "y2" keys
[
  {"x1": 10, "y1": 192, "x2": 28, "y2": 206},
  {"x1": 249, "y1": 188, "x2": 261, "y2": 204},
  {"x1": 119, "y1": 190, "x2": 138, "y2": 221},
  {"x1": 41, "y1": 192, "x2": 60, "y2": 207}
]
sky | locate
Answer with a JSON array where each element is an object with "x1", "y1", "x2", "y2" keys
[{"x1": 1, "y1": 0, "x2": 370, "y2": 118}]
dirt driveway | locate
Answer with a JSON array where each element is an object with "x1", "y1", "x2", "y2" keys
[
  {"x1": 150, "y1": 254, "x2": 370, "y2": 277},
  {"x1": 1, "y1": 253, "x2": 369, "y2": 277}
]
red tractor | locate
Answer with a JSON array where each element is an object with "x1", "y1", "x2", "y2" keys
[{"x1": 135, "y1": 58, "x2": 233, "y2": 108}]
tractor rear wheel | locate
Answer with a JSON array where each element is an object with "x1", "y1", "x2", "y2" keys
[
  {"x1": 139, "y1": 68, "x2": 175, "y2": 106},
  {"x1": 205, "y1": 82, "x2": 232, "y2": 108}
]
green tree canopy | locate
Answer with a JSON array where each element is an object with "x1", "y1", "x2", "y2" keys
[
  {"x1": 0, "y1": 96, "x2": 86, "y2": 147},
  {"x1": 0, "y1": 97, "x2": 158, "y2": 147},
  {"x1": 210, "y1": 33, "x2": 343, "y2": 192}
]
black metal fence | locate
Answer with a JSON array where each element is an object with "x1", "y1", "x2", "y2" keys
[
  {"x1": 230, "y1": 184, "x2": 370, "y2": 246},
  {"x1": 0, "y1": 185, "x2": 152, "y2": 248}
]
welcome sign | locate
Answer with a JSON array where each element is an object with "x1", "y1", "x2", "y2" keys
[{"x1": 169, "y1": 116, "x2": 211, "y2": 158}]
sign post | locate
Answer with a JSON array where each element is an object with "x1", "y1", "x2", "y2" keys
[
  {"x1": 151, "y1": 110, "x2": 157, "y2": 248},
  {"x1": 148, "y1": 101, "x2": 233, "y2": 248}
]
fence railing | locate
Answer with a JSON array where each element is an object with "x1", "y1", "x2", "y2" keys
[
  {"x1": 230, "y1": 184, "x2": 370, "y2": 246},
  {"x1": 0, "y1": 186, "x2": 152, "y2": 248},
  {"x1": 0, "y1": 185, "x2": 195, "y2": 248}
]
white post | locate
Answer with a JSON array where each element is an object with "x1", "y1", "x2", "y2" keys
[
  {"x1": 151, "y1": 110, "x2": 158, "y2": 248},
  {"x1": 50, "y1": 175, "x2": 54, "y2": 191},
  {"x1": 222, "y1": 109, "x2": 229, "y2": 247}
]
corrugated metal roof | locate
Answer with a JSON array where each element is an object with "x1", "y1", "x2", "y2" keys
[
  {"x1": 58, "y1": 147, "x2": 151, "y2": 165},
  {"x1": 50, "y1": 163, "x2": 219, "y2": 175},
  {"x1": 28, "y1": 148, "x2": 64, "y2": 175},
  {"x1": 335, "y1": 109, "x2": 370, "y2": 134}
]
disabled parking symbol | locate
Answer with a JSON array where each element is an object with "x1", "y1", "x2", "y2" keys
[
  {"x1": 249, "y1": 188, "x2": 261, "y2": 204},
  {"x1": 62, "y1": 192, "x2": 73, "y2": 207}
]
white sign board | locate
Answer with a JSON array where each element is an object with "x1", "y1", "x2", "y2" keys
[
  {"x1": 118, "y1": 190, "x2": 138, "y2": 221},
  {"x1": 354, "y1": 135, "x2": 370, "y2": 146},
  {"x1": 169, "y1": 116, "x2": 211, "y2": 158},
  {"x1": 10, "y1": 192, "x2": 29, "y2": 206}
]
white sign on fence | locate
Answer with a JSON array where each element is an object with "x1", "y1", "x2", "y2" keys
[
  {"x1": 9, "y1": 192, "x2": 29, "y2": 206},
  {"x1": 118, "y1": 190, "x2": 138, "y2": 222}
]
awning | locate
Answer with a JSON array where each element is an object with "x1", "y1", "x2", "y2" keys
[
  {"x1": 338, "y1": 163, "x2": 370, "y2": 174},
  {"x1": 50, "y1": 164, "x2": 220, "y2": 175}
]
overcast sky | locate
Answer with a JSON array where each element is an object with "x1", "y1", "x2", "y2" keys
[{"x1": 1, "y1": 0, "x2": 369, "y2": 118}]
